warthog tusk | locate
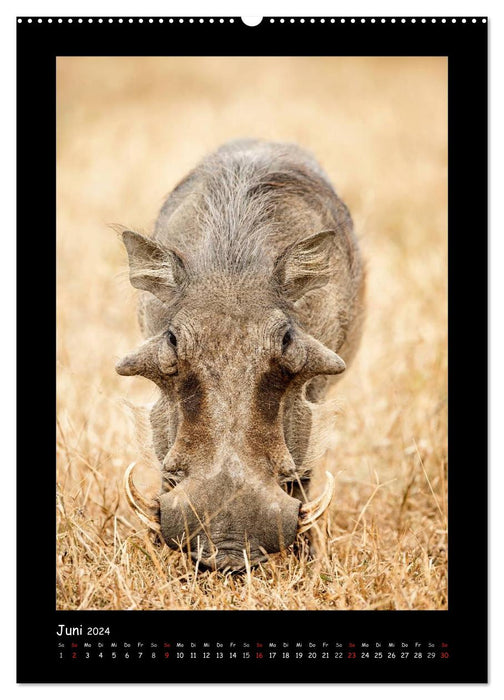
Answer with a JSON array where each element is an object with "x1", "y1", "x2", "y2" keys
[
  {"x1": 297, "y1": 471, "x2": 335, "y2": 534},
  {"x1": 124, "y1": 462, "x2": 161, "y2": 533}
]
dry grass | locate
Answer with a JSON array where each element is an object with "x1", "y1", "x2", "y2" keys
[{"x1": 56, "y1": 56, "x2": 447, "y2": 610}]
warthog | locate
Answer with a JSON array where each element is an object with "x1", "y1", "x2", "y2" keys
[{"x1": 117, "y1": 139, "x2": 364, "y2": 571}]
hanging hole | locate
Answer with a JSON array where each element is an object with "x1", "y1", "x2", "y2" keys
[{"x1": 241, "y1": 16, "x2": 263, "y2": 27}]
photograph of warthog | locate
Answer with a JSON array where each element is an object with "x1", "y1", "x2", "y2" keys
[
  {"x1": 57, "y1": 56, "x2": 447, "y2": 610},
  {"x1": 116, "y1": 139, "x2": 365, "y2": 572}
]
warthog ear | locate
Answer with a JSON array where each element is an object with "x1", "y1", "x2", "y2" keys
[
  {"x1": 273, "y1": 230, "x2": 335, "y2": 302},
  {"x1": 122, "y1": 230, "x2": 187, "y2": 303}
]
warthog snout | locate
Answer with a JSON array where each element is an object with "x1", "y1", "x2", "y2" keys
[
  {"x1": 158, "y1": 468, "x2": 301, "y2": 571},
  {"x1": 125, "y1": 462, "x2": 335, "y2": 571}
]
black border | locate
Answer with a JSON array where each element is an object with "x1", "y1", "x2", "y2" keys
[{"x1": 17, "y1": 16, "x2": 488, "y2": 683}]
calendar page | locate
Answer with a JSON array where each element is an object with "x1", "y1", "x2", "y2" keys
[{"x1": 16, "y1": 14, "x2": 487, "y2": 683}]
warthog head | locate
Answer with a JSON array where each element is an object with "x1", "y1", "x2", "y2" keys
[{"x1": 117, "y1": 229, "x2": 343, "y2": 571}]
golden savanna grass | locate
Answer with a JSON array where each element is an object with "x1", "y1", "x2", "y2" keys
[{"x1": 56, "y1": 56, "x2": 447, "y2": 610}]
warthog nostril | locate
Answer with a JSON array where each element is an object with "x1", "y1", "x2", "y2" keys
[
  {"x1": 215, "y1": 554, "x2": 246, "y2": 572},
  {"x1": 217, "y1": 550, "x2": 269, "y2": 572},
  {"x1": 190, "y1": 548, "x2": 267, "y2": 572},
  {"x1": 190, "y1": 548, "x2": 219, "y2": 568}
]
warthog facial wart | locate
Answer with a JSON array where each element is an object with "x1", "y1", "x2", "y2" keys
[{"x1": 116, "y1": 139, "x2": 364, "y2": 572}]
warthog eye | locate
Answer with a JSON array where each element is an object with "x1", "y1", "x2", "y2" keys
[
  {"x1": 282, "y1": 329, "x2": 293, "y2": 351},
  {"x1": 166, "y1": 330, "x2": 177, "y2": 348}
]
